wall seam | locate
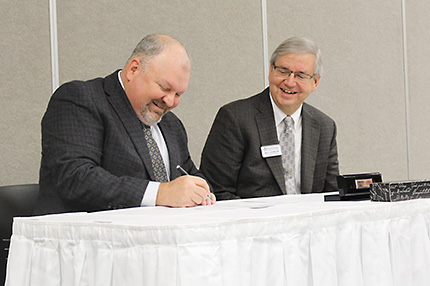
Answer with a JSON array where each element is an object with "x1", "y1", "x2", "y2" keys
[
  {"x1": 49, "y1": 0, "x2": 59, "y2": 92},
  {"x1": 401, "y1": 0, "x2": 411, "y2": 179},
  {"x1": 261, "y1": 0, "x2": 269, "y2": 87}
]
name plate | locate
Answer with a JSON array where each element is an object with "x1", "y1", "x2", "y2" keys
[{"x1": 260, "y1": 144, "x2": 281, "y2": 158}]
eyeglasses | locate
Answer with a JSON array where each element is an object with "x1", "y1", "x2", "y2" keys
[{"x1": 273, "y1": 65, "x2": 315, "y2": 83}]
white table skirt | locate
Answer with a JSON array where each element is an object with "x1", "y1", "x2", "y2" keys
[{"x1": 5, "y1": 194, "x2": 430, "y2": 286}]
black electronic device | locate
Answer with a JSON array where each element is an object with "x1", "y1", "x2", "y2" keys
[
  {"x1": 337, "y1": 172, "x2": 383, "y2": 200},
  {"x1": 325, "y1": 172, "x2": 383, "y2": 201}
]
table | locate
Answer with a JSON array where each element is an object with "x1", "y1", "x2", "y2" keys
[{"x1": 5, "y1": 194, "x2": 430, "y2": 286}]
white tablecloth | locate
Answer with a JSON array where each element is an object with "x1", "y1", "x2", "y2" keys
[{"x1": 5, "y1": 194, "x2": 430, "y2": 286}]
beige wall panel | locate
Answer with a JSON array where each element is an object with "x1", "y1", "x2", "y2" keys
[
  {"x1": 267, "y1": 1, "x2": 408, "y2": 181},
  {"x1": 0, "y1": 1, "x2": 51, "y2": 185},
  {"x1": 405, "y1": 2, "x2": 430, "y2": 180},
  {"x1": 56, "y1": 0, "x2": 264, "y2": 165},
  {"x1": 2, "y1": 0, "x2": 418, "y2": 187}
]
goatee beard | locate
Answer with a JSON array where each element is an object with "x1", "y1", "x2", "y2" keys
[{"x1": 139, "y1": 103, "x2": 166, "y2": 126}]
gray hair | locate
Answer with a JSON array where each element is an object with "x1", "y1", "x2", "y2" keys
[
  {"x1": 269, "y1": 36, "x2": 323, "y2": 77},
  {"x1": 127, "y1": 34, "x2": 189, "y2": 70}
]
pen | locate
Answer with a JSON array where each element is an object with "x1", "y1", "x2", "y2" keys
[{"x1": 176, "y1": 165, "x2": 213, "y2": 202}]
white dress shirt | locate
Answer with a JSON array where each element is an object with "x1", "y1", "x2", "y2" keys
[{"x1": 269, "y1": 93, "x2": 302, "y2": 193}]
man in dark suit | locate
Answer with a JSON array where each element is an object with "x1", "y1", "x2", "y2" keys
[
  {"x1": 200, "y1": 37, "x2": 339, "y2": 200},
  {"x1": 37, "y1": 34, "x2": 215, "y2": 214}
]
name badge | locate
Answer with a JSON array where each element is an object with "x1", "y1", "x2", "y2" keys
[{"x1": 261, "y1": 144, "x2": 282, "y2": 158}]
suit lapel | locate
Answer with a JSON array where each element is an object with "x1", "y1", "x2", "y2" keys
[
  {"x1": 301, "y1": 103, "x2": 319, "y2": 193},
  {"x1": 255, "y1": 89, "x2": 286, "y2": 194},
  {"x1": 103, "y1": 71, "x2": 156, "y2": 180}
]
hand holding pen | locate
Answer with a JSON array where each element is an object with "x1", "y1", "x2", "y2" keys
[
  {"x1": 155, "y1": 165, "x2": 215, "y2": 207},
  {"x1": 176, "y1": 165, "x2": 214, "y2": 203}
]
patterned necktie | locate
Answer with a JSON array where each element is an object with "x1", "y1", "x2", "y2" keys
[
  {"x1": 280, "y1": 116, "x2": 297, "y2": 194},
  {"x1": 143, "y1": 125, "x2": 169, "y2": 182}
]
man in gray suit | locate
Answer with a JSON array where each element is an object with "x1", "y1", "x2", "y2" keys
[
  {"x1": 200, "y1": 37, "x2": 339, "y2": 200},
  {"x1": 37, "y1": 34, "x2": 215, "y2": 214}
]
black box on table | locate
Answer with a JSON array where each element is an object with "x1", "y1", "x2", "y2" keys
[{"x1": 334, "y1": 172, "x2": 383, "y2": 201}]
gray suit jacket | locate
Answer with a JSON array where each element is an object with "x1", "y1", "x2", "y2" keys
[
  {"x1": 200, "y1": 88, "x2": 339, "y2": 200},
  {"x1": 37, "y1": 70, "x2": 203, "y2": 214}
]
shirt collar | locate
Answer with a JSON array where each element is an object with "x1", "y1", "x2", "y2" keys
[
  {"x1": 118, "y1": 70, "x2": 125, "y2": 89},
  {"x1": 269, "y1": 92, "x2": 302, "y2": 128}
]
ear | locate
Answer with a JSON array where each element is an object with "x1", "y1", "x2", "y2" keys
[
  {"x1": 269, "y1": 63, "x2": 274, "y2": 70},
  {"x1": 268, "y1": 64, "x2": 274, "y2": 78},
  {"x1": 125, "y1": 58, "x2": 141, "y2": 81},
  {"x1": 311, "y1": 75, "x2": 321, "y2": 92}
]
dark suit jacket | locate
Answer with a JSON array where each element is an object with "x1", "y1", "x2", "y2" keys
[
  {"x1": 37, "y1": 70, "x2": 203, "y2": 214},
  {"x1": 200, "y1": 88, "x2": 339, "y2": 200}
]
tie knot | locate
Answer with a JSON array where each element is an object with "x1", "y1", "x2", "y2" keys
[{"x1": 284, "y1": 116, "x2": 294, "y2": 129}]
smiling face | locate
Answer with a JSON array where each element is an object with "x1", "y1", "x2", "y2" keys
[
  {"x1": 268, "y1": 52, "x2": 320, "y2": 115},
  {"x1": 121, "y1": 44, "x2": 190, "y2": 126}
]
